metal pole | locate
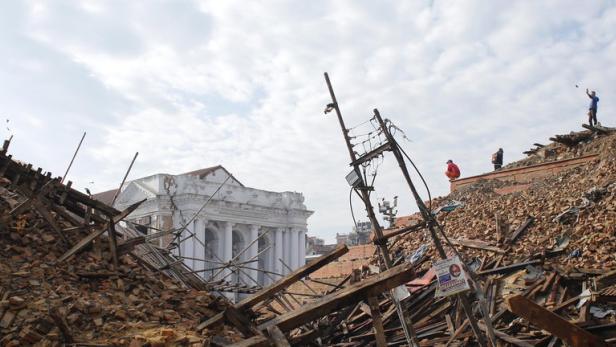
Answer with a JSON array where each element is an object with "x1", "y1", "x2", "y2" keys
[
  {"x1": 110, "y1": 152, "x2": 138, "y2": 206},
  {"x1": 372, "y1": 108, "x2": 490, "y2": 347},
  {"x1": 324, "y1": 73, "x2": 419, "y2": 347},
  {"x1": 61, "y1": 132, "x2": 86, "y2": 184}
]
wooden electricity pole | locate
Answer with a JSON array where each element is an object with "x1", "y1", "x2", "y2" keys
[
  {"x1": 324, "y1": 72, "x2": 419, "y2": 347},
  {"x1": 371, "y1": 108, "x2": 490, "y2": 347}
]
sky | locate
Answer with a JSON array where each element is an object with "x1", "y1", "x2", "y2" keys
[{"x1": 1, "y1": 1, "x2": 616, "y2": 243}]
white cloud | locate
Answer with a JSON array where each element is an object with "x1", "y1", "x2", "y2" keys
[{"x1": 1, "y1": 0, "x2": 616, "y2": 242}]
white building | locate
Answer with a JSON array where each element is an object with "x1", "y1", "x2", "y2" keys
[{"x1": 94, "y1": 166, "x2": 312, "y2": 291}]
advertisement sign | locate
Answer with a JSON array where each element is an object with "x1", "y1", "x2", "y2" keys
[{"x1": 433, "y1": 256, "x2": 470, "y2": 297}]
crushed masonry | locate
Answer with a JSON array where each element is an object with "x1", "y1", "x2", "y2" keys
[{"x1": 1, "y1": 116, "x2": 616, "y2": 346}]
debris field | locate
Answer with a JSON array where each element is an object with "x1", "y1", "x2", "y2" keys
[{"x1": 1, "y1": 124, "x2": 616, "y2": 347}]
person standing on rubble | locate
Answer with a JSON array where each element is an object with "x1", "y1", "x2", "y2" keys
[
  {"x1": 445, "y1": 160, "x2": 460, "y2": 181},
  {"x1": 586, "y1": 88, "x2": 599, "y2": 126},
  {"x1": 492, "y1": 148, "x2": 503, "y2": 170}
]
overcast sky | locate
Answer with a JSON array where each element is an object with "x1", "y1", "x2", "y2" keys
[{"x1": 2, "y1": 1, "x2": 615, "y2": 243}]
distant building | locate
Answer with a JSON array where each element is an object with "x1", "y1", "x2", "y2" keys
[
  {"x1": 306, "y1": 236, "x2": 335, "y2": 258},
  {"x1": 335, "y1": 233, "x2": 350, "y2": 246},
  {"x1": 94, "y1": 165, "x2": 313, "y2": 293},
  {"x1": 335, "y1": 221, "x2": 372, "y2": 247}
]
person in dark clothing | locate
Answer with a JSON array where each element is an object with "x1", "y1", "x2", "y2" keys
[
  {"x1": 492, "y1": 148, "x2": 503, "y2": 170},
  {"x1": 586, "y1": 89, "x2": 599, "y2": 126}
]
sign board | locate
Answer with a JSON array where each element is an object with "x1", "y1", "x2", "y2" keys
[{"x1": 433, "y1": 256, "x2": 470, "y2": 297}]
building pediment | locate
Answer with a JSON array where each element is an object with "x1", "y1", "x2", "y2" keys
[{"x1": 115, "y1": 181, "x2": 157, "y2": 205}]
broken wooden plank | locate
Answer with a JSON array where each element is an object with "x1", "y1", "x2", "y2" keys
[
  {"x1": 224, "y1": 305, "x2": 261, "y2": 338},
  {"x1": 57, "y1": 199, "x2": 145, "y2": 262},
  {"x1": 507, "y1": 216, "x2": 534, "y2": 245},
  {"x1": 549, "y1": 132, "x2": 593, "y2": 147},
  {"x1": 367, "y1": 296, "x2": 387, "y2": 347},
  {"x1": 582, "y1": 123, "x2": 616, "y2": 134},
  {"x1": 266, "y1": 326, "x2": 290, "y2": 347},
  {"x1": 8, "y1": 180, "x2": 58, "y2": 218},
  {"x1": 506, "y1": 295, "x2": 607, "y2": 347},
  {"x1": 198, "y1": 245, "x2": 349, "y2": 331},
  {"x1": 495, "y1": 214, "x2": 504, "y2": 244},
  {"x1": 240, "y1": 244, "x2": 348, "y2": 309},
  {"x1": 49, "y1": 307, "x2": 74, "y2": 344},
  {"x1": 595, "y1": 268, "x2": 616, "y2": 289},
  {"x1": 107, "y1": 218, "x2": 119, "y2": 270},
  {"x1": 33, "y1": 200, "x2": 71, "y2": 244},
  {"x1": 372, "y1": 222, "x2": 425, "y2": 244},
  {"x1": 450, "y1": 238, "x2": 506, "y2": 254},
  {"x1": 477, "y1": 322, "x2": 533, "y2": 347},
  {"x1": 259, "y1": 262, "x2": 414, "y2": 332},
  {"x1": 477, "y1": 260, "x2": 541, "y2": 276},
  {"x1": 227, "y1": 335, "x2": 270, "y2": 347},
  {"x1": 117, "y1": 235, "x2": 146, "y2": 256}
]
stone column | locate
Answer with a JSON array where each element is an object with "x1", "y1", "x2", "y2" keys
[
  {"x1": 172, "y1": 213, "x2": 182, "y2": 258},
  {"x1": 248, "y1": 225, "x2": 260, "y2": 286},
  {"x1": 184, "y1": 221, "x2": 197, "y2": 270},
  {"x1": 275, "y1": 227, "x2": 284, "y2": 277},
  {"x1": 298, "y1": 229, "x2": 306, "y2": 267},
  {"x1": 223, "y1": 221, "x2": 234, "y2": 280},
  {"x1": 290, "y1": 228, "x2": 299, "y2": 270},
  {"x1": 194, "y1": 219, "x2": 206, "y2": 279},
  {"x1": 282, "y1": 229, "x2": 290, "y2": 274},
  {"x1": 266, "y1": 231, "x2": 275, "y2": 285},
  {"x1": 216, "y1": 223, "x2": 225, "y2": 266}
]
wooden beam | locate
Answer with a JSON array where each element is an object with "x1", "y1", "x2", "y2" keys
[
  {"x1": 8, "y1": 180, "x2": 58, "y2": 218},
  {"x1": 259, "y1": 262, "x2": 415, "y2": 332},
  {"x1": 107, "y1": 218, "x2": 119, "y2": 270},
  {"x1": 477, "y1": 260, "x2": 541, "y2": 276},
  {"x1": 367, "y1": 296, "x2": 387, "y2": 347},
  {"x1": 32, "y1": 200, "x2": 71, "y2": 244},
  {"x1": 507, "y1": 217, "x2": 534, "y2": 245},
  {"x1": 49, "y1": 307, "x2": 73, "y2": 344},
  {"x1": 477, "y1": 322, "x2": 533, "y2": 347},
  {"x1": 57, "y1": 199, "x2": 145, "y2": 262},
  {"x1": 595, "y1": 268, "x2": 616, "y2": 289},
  {"x1": 495, "y1": 213, "x2": 504, "y2": 244},
  {"x1": 372, "y1": 222, "x2": 425, "y2": 244},
  {"x1": 239, "y1": 244, "x2": 349, "y2": 309},
  {"x1": 198, "y1": 245, "x2": 349, "y2": 331},
  {"x1": 223, "y1": 305, "x2": 261, "y2": 337},
  {"x1": 506, "y1": 295, "x2": 607, "y2": 347},
  {"x1": 450, "y1": 238, "x2": 506, "y2": 254},
  {"x1": 266, "y1": 326, "x2": 291, "y2": 347},
  {"x1": 227, "y1": 335, "x2": 271, "y2": 347},
  {"x1": 582, "y1": 124, "x2": 616, "y2": 134},
  {"x1": 0, "y1": 153, "x2": 121, "y2": 217}
]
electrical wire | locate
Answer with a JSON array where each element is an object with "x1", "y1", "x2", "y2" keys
[
  {"x1": 349, "y1": 187, "x2": 360, "y2": 232},
  {"x1": 347, "y1": 116, "x2": 375, "y2": 131},
  {"x1": 396, "y1": 140, "x2": 433, "y2": 211}
]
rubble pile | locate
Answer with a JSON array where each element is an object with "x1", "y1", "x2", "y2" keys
[
  {"x1": 0, "y1": 149, "x2": 240, "y2": 346},
  {"x1": 395, "y1": 129, "x2": 616, "y2": 270},
  {"x1": 508, "y1": 125, "x2": 615, "y2": 169},
  {"x1": 209, "y1": 127, "x2": 616, "y2": 347},
  {"x1": 206, "y1": 126, "x2": 616, "y2": 347},
  {"x1": 2, "y1": 123, "x2": 616, "y2": 346},
  {"x1": 381, "y1": 127, "x2": 616, "y2": 345}
]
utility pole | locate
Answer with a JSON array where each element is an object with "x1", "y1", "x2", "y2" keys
[
  {"x1": 324, "y1": 72, "x2": 419, "y2": 347},
  {"x1": 378, "y1": 196, "x2": 398, "y2": 228},
  {"x1": 372, "y1": 108, "x2": 492, "y2": 347}
]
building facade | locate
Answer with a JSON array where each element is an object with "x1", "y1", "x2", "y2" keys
[{"x1": 94, "y1": 166, "x2": 313, "y2": 290}]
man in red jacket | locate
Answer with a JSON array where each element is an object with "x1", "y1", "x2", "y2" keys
[{"x1": 445, "y1": 160, "x2": 460, "y2": 180}]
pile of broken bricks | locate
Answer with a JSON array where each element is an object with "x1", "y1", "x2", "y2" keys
[
  {"x1": 0, "y1": 145, "x2": 241, "y2": 346},
  {"x1": 2, "y1": 126, "x2": 616, "y2": 346}
]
